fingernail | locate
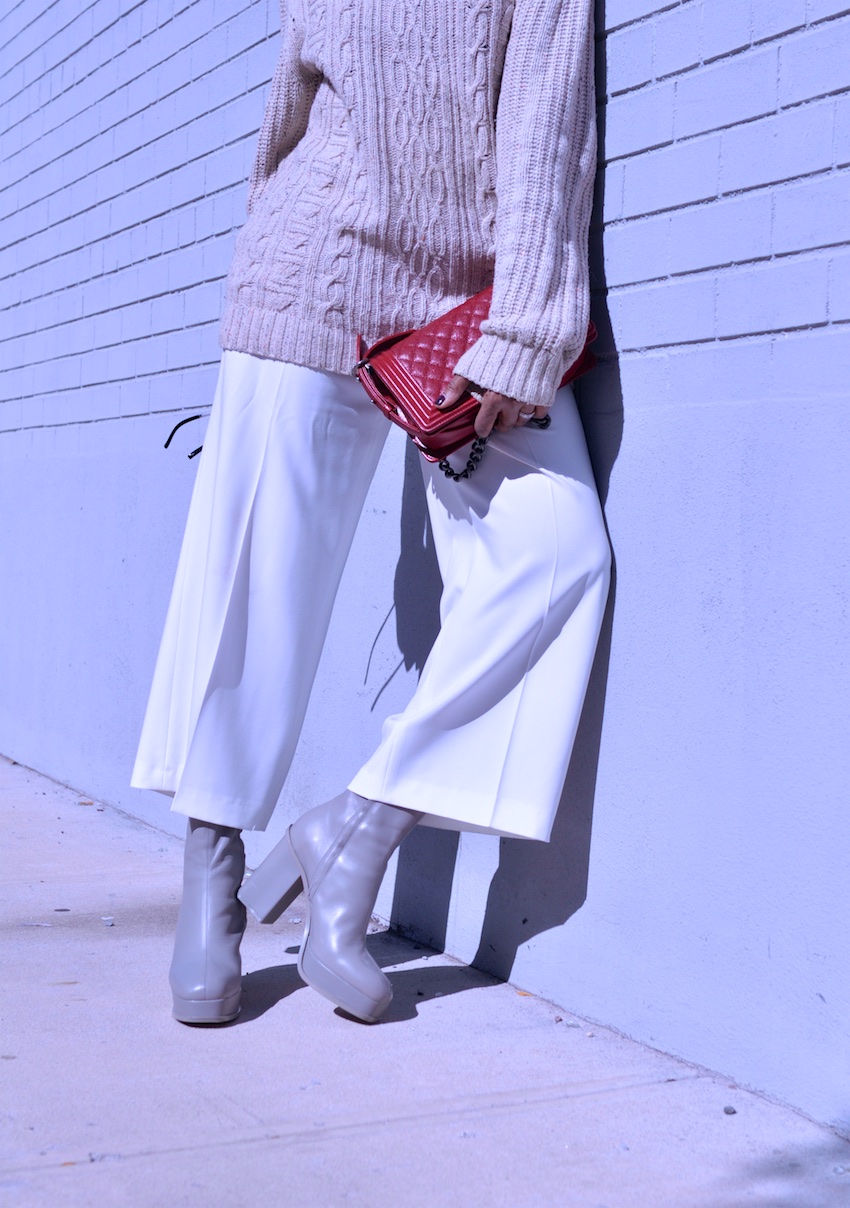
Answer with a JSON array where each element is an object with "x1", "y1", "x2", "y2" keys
[{"x1": 434, "y1": 394, "x2": 446, "y2": 407}]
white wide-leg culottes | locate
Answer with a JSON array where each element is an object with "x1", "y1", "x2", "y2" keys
[{"x1": 131, "y1": 350, "x2": 611, "y2": 841}]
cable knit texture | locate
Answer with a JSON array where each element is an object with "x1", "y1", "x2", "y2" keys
[{"x1": 220, "y1": 0, "x2": 596, "y2": 409}]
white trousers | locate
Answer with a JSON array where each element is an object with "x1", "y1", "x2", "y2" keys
[{"x1": 131, "y1": 351, "x2": 611, "y2": 841}]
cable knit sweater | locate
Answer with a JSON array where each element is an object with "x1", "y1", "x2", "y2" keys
[{"x1": 220, "y1": 0, "x2": 596, "y2": 409}]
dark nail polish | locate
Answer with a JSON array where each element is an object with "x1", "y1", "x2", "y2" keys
[{"x1": 435, "y1": 394, "x2": 446, "y2": 407}]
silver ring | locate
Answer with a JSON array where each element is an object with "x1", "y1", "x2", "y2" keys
[{"x1": 519, "y1": 409, "x2": 535, "y2": 419}]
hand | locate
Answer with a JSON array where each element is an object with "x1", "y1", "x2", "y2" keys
[{"x1": 436, "y1": 375, "x2": 549, "y2": 438}]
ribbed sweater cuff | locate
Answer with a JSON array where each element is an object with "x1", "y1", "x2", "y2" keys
[{"x1": 453, "y1": 333, "x2": 574, "y2": 410}]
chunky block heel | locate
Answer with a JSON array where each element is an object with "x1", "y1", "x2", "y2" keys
[
  {"x1": 238, "y1": 792, "x2": 419, "y2": 1023},
  {"x1": 238, "y1": 830, "x2": 303, "y2": 924}
]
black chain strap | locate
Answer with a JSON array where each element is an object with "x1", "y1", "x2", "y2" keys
[
  {"x1": 436, "y1": 414, "x2": 551, "y2": 482},
  {"x1": 438, "y1": 436, "x2": 487, "y2": 480}
]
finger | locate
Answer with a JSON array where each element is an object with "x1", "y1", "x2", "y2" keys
[
  {"x1": 472, "y1": 391, "x2": 513, "y2": 435},
  {"x1": 496, "y1": 407, "x2": 527, "y2": 431},
  {"x1": 435, "y1": 374, "x2": 471, "y2": 410},
  {"x1": 473, "y1": 396, "x2": 502, "y2": 438}
]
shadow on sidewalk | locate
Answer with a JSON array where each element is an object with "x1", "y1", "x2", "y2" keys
[{"x1": 237, "y1": 929, "x2": 494, "y2": 1026}]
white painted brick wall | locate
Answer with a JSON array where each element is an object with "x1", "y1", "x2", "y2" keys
[
  {"x1": 591, "y1": 0, "x2": 850, "y2": 401},
  {"x1": 2, "y1": 0, "x2": 849, "y2": 1131},
  {"x1": 5, "y1": 1, "x2": 844, "y2": 439},
  {"x1": 1, "y1": 0, "x2": 273, "y2": 434}
]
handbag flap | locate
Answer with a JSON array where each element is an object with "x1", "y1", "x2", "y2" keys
[
  {"x1": 391, "y1": 287, "x2": 493, "y2": 405},
  {"x1": 358, "y1": 288, "x2": 598, "y2": 443},
  {"x1": 367, "y1": 289, "x2": 493, "y2": 435}
]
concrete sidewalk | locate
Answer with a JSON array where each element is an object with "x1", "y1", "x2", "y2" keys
[{"x1": 1, "y1": 757, "x2": 847, "y2": 1207}]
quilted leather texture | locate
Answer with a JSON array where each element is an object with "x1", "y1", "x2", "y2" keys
[
  {"x1": 393, "y1": 287, "x2": 494, "y2": 406},
  {"x1": 355, "y1": 287, "x2": 597, "y2": 459}
]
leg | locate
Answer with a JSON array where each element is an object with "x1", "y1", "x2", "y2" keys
[
  {"x1": 240, "y1": 386, "x2": 609, "y2": 1022},
  {"x1": 170, "y1": 818, "x2": 246, "y2": 1024},
  {"x1": 350, "y1": 383, "x2": 611, "y2": 841},
  {"x1": 132, "y1": 353, "x2": 389, "y2": 831},
  {"x1": 239, "y1": 790, "x2": 421, "y2": 1022},
  {"x1": 133, "y1": 355, "x2": 388, "y2": 1021}
]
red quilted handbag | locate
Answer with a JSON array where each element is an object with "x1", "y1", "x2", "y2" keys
[{"x1": 353, "y1": 286, "x2": 597, "y2": 478}]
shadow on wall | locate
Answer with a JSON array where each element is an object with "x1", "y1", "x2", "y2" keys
[{"x1": 387, "y1": 23, "x2": 624, "y2": 975}]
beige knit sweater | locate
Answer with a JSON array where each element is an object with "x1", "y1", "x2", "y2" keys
[{"x1": 220, "y1": 0, "x2": 596, "y2": 409}]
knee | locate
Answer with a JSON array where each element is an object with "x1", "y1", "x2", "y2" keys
[
  {"x1": 586, "y1": 517, "x2": 612, "y2": 585},
  {"x1": 555, "y1": 489, "x2": 611, "y2": 589}
]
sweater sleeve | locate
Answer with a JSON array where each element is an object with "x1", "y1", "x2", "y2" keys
[
  {"x1": 453, "y1": 0, "x2": 597, "y2": 408},
  {"x1": 246, "y1": 0, "x2": 320, "y2": 215}
]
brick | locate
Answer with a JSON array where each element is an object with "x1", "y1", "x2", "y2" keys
[
  {"x1": 92, "y1": 310, "x2": 123, "y2": 349},
  {"x1": 596, "y1": 162, "x2": 625, "y2": 225},
  {"x1": 664, "y1": 337, "x2": 774, "y2": 407},
  {"x1": 751, "y1": 0, "x2": 807, "y2": 42},
  {"x1": 608, "y1": 274, "x2": 716, "y2": 349},
  {"x1": 165, "y1": 245, "x2": 206, "y2": 292},
  {"x1": 603, "y1": 0, "x2": 678, "y2": 31},
  {"x1": 132, "y1": 333, "x2": 169, "y2": 377},
  {"x1": 202, "y1": 235, "x2": 236, "y2": 281},
  {"x1": 166, "y1": 328, "x2": 208, "y2": 371},
  {"x1": 700, "y1": 0, "x2": 752, "y2": 62},
  {"x1": 204, "y1": 142, "x2": 249, "y2": 195},
  {"x1": 715, "y1": 256, "x2": 830, "y2": 337},
  {"x1": 183, "y1": 281, "x2": 222, "y2": 327},
  {"x1": 806, "y1": 1, "x2": 850, "y2": 22},
  {"x1": 168, "y1": 159, "x2": 207, "y2": 209},
  {"x1": 770, "y1": 325, "x2": 850, "y2": 399},
  {"x1": 118, "y1": 376, "x2": 151, "y2": 418},
  {"x1": 607, "y1": 349, "x2": 669, "y2": 407},
  {"x1": 20, "y1": 396, "x2": 46, "y2": 428},
  {"x1": 149, "y1": 293, "x2": 186, "y2": 336},
  {"x1": 0, "y1": 363, "x2": 36, "y2": 403},
  {"x1": 193, "y1": 197, "x2": 217, "y2": 242},
  {"x1": 773, "y1": 172, "x2": 850, "y2": 253},
  {"x1": 33, "y1": 354, "x2": 82, "y2": 396},
  {"x1": 668, "y1": 193, "x2": 773, "y2": 275},
  {"x1": 64, "y1": 382, "x2": 119, "y2": 426},
  {"x1": 675, "y1": 45, "x2": 778, "y2": 139},
  {"x1": 835, "y1": 91, "x2": 850, "y2": 165},
  {"x1": 603, "y1": 214, "x2": 670, "y2": 286},
  {"x1": 196, "y1": 19, "x2": 233, "y2": 76},
  {"x1": 106, "y1": 267, "x2": 141, "y2": 313},
  {"x1": 223, "y1": 6, "x2": 268, "y2": 59},
  {"x1": 829, "y1": 250, "x2": 850, "y2": 318},
  {"x1": 79, "y1": 348, "x2": 112, "y2": 388},
  {"x1": 706, "y1": 337, "x2": 774, "y2": 405},
  {"x1": 178, "y1": 209, "x2": 197, "y2": 248},
  {"x1": 120, "y1": 301, "x2": 153, "y2": 343},
  {"x1": 779, "y1": 19, "x2": 850, "y2": 106},
  {"x1": 652, "y1": 2, "x2": 702, "y2": 79},
  {"x1": 106, "y1": 343, "x2": 136, "y2": 383},
  {"x1": 213, "y1": 187, "x2": 245, "y2": 234},
  {"x1": 171, "y1": 361, "x2": 220, "y2": 412},
  {"x1": 605, "y1": 21, "x2": 655, "y2": 95},
  {"x1": 604, "y1": 80, "x2": 675, "y2": 160},
  {"x1": 41, "y1": 389, "x2": 75, "y2": 428},
  {"x1": 216, "y1": 91, "x2": 263, "y2": 146},
  {"x1": 0, "y1": 400, "x2": 23, "y2": 433},
  {"x1": 720, "y1": 99, "x2": 835, "y2": 192},
  {"x1": 623, "y1": 134, "x2": 721, "y2": 217}
]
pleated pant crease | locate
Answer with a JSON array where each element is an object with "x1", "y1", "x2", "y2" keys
[{"x1": 131, "y1": 350, "x2": 611, "y2": 841}]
